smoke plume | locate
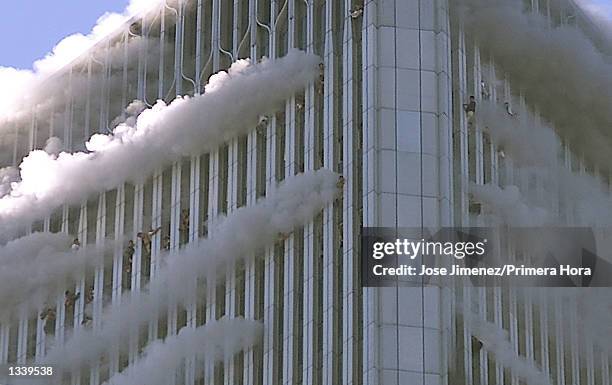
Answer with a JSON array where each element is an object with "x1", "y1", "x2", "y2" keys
[
  {"x1": 0, "y1": 0, "x2": 166, "y2": 123},
  {"x1": 0, "y1": 232, "x2": 112, "y2": 321},
  {"x1": 103, "y1": 318, "x2": 262, "y2": 385},
  {"x1": 0, "y1": 50, "x2": 319, "y2": 237},
  {"x1": 40, "y1": 169, "x2": 340, "y2": 374},
  {"x1": 453, "y1": 0, "x2": 612, "y2": 167},
  {"x1": 470, "y1": 316, "x2": 552, "y2": 385}
]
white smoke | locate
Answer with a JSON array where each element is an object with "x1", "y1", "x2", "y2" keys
[
  {"x1": 0, "y1": 232, "x2": 112, "y2": 320},
  {"x1": 40, "y1": 169, "x2": 340, "y2": 374},
  {"x1": 0, "y1": 50, "x2": 319, "y2": 237},
  {"x1": 0, "y1": 0, "x2": 166, "y2": 122},
  {"x1": 103, "y1": 318, "x2": 263, "y2": 385},
  {"x1": 473, "y1": 82, "x2": 612, "y2": 227},
  {"x1": 0, "y1": 166, "x2": 20, "y2": 198},
  {"x1": 453, "y1": 0, "x2": 612, "y2": 167},
  {"x1": 469, "y1": 183, "x2": 550, "y2": 226},
  {"x1": 43, "y1": 137, "x2": 63, "y2": 157},
  {"x1": 476, "y1": 101, "x2": 560, "y2": 167},
  {"x1": 469, "y1": 316, "x2": 552, "y2": 385}
]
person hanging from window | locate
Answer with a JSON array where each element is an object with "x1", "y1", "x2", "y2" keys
[
  {"x1": 81, "y1": 314, "x2": 93, "y2": 327},
  {"x1": 123, "y1": 240, "x2": 135, "y2": 274},
  {"x1": 257, "y1": 115, "x2": 268, "y2": 130},
  {"x1": 463, "y1": 95, "x2": 476, "y2": 119},
  {"x1": 40, "y1": 307, "x2": 56, "y2": 335},
  {"x1": 137, "y1": 227, "x2": 161, "y2": 256},
  {"x1": 163, "y1": 234, "x2": 171, "y2": 251},
  {"x1": 64, "y1": 290, "x2": 80, "y2": 310},
  {"x1": 337, "y1": 175, "x2": 345, "y2": 190},
  {"x1": 504, "y1": 102, "x2": 515, "y2": 117},
  {"x1": 277, "y1": 232, "x2": 290, "y2": 242},
  {"x1": 84, "y1": 286, "x2": 94, "y2": 305},
  {"x1": 318, "y1": 63, "x2": 325, "y2": 95},
  {"x1": 201, "y1": 218, "x2": 209, "y2": 237},
  {"x1": 350, "y1": 4, "x2": 364, "y2": 18},
  {"x1": 71, "y1": 238, "x2": 81, "y2": 252},
  {"x1": 179, "y1": 209, "x2": 190, "y2": 244},
  {"x1": 472, "y1": 336, "x2": 484, "y2": 352}
]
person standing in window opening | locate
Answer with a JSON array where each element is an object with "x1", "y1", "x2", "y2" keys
[
  {"x1": 124, "y1": 240, "x2": 135, "y2": 275},
  {"x1": 40, "y1": 307, "x2": 56, "y2": 335},
  {"x1": 318, "y1": 63, "x2": 325, "y2": 95},
  {"x1": 163, "y1": 234, "x2": 171, "y2": 250},
  {"x1": 179, "y1": 209, "x2": 190, "y2": 244},
  {"x1": 337, "y1": 175, "x2": 345, "y2": 190},
  {"x1": 480, "y1": 81, "x2": 490, "y2": 100},
  {"x1": 463, "y1": 96, "x2": 476, "y2": 120},
  {"x1": 504, "y1": 102, "x2": 515, "y2": 117},
  {"x1": 84, "y1": 286, "x2": 94, "y2": 304},
  {"x1": 71, "y1": 238, "x2": 80, "y2": 252},
  {"x1": 201, "y1": 218, "x2": 208, "y2": 237},
  {"x1": 64, "y1": 290, "x2": 80, "y2": 310},
  {"x1": 137, "y1": 227, "x2": 161, "y2": 256}
]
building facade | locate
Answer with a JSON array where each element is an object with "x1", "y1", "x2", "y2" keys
[{"x1": 0, "y1": 0, "x2": 611, "y2": 385}]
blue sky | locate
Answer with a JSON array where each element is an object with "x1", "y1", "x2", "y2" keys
[{"x1": 0, "y1": 0, "x2": 129, "y2": 70}]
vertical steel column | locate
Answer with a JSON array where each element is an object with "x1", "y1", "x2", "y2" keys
[
  {"x1": 205, "y1": 134, "x2": 219, "y2": 383},
  {"x1": 362, "y1": 0, "x2": 377, "y2": 381},
  {"x1": 71, "y1": 203, "x2": 88, "y2": 385},
  {"x1": 167, "y1": 4, "x2": 185, "y2": 381},
  {"x1": 244, "y1": 1, "x2": 260, "y2": 383},
  {"x1": 473, "y1": 47, "x2": 484, "y2": 188},
  {"x1": 54, "y1": 206, "x2": 70, "y2": 348},
  {"x1": 457, "y1": 29, "x2": 469, "y2": 225},
  {"x1": 341, "y1": 2, "x2": 356, "y2": 383},
  {"x1": 99, "y1": 41, "x2": 111, "y2": 135},
  {"x1": 488, "y1": 61, "x2": 498, "y2": 185},
  {"x1": 89, "y1": 192, "x2": 106, "y2": 385},
  {"x1": 16, "y1": 308, "x2": 27, "y2": 364},
  {"x1": 225, "y1": 0, "x2": 241, "y2": 383},
  {"x1": 302, "y1": 1, "x2": 316, "y2": 384},
  {"x1": 539, "y1": 290, "x2": 550, "y2": 381},
  {"x1": 321, "y1": 1, "x2": 338, "y2": 383},
  {"x1": 129, "y1": 183, "x2": 144, "y2": 366},
  {"x1": 282, "y1": 0, "x2": 298, "y2": 383},
  {"x1": 555, "y1": 294, "x2": 566, "y2": 385},
  {"x1": 84, "y1": 60, "x2": 92, "y2": 140},
  {"x1": 148, "y1": 4, "x2": 166, "y2": 348},
  {"x1": 602, "y1": 353, "x2": 610, "y2": 385},
  {"x1": 205, "y1": 1, "x2": 222, "y2": 378},
  {"x1": 64, "y1": 68, "x2": 74, "y2": 149},
  {"x1": 263, "y1": 0, "x2": 279, "y2": 382},
  {"x1": 148, "y1": 168, "x2": 163, "y2": 345},
  {"x1": 183, "y1": 4, "x2": 203, "y2": 383},
  {"x1": 109, "y1": 184, "x2": 125, "y2": 376},
  {"x1": 0, "y1": 324, "x2": 9, "y2": 364},
  {"x1": 457, "y1": 27, "x2": 474, "y2": 385},
  {"x1": 570, "y1": 297, "x2": 581, "y2": 385}
]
